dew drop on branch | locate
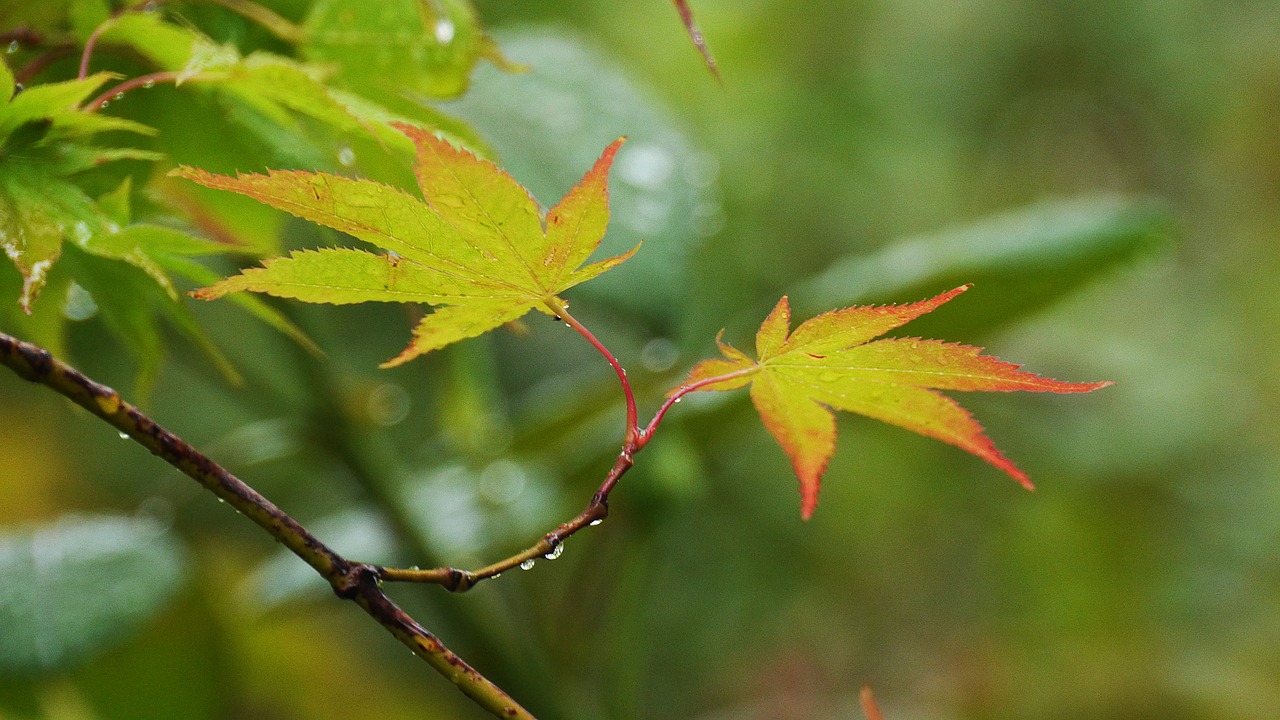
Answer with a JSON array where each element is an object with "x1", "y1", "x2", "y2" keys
[
  {"x1": 117, "y1": 431, "x2": 129, "y2": 439},
  {"x1": 589, "y1": 518, "x2": 604, "y2": 527},
  {"x1": 544, "y1": 542, "x2": 564, "y2": 560},
  {"x1": 519, "y1": 559, "x2": 535, "y2": 570}
]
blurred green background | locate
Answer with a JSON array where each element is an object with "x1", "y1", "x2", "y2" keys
[{"x1": 2, "y1": 0, "x2": 1278, "y2": 718}]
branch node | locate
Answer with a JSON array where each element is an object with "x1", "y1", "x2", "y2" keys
[
  {"x1": 446, "y1": 567, "x2": 476, "y2": 593},
  {"x1": 332, "y1": 562, "x2": 374, "y2": 600}
]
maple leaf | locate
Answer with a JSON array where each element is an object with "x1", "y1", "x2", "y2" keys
[
  {"x1": 174, "y1": 123, "x2": 634, "y2": 366},
  {"x1": 0, "y1": 64, "x2": 159, "y2": 312},
  {"x1": 678, "y1": 285, "x2": 1111, "y2": 519}
]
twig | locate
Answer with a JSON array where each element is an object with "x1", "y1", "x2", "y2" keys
[
  {"x1": 14, "y1": 46, "x2": 77, "y2": 85},
  {"x1": 672, "y1": 0, "x2": 721, "y2": 82},
  {"x1": 83, "y1": 70, "x2": 186, "y2": 111},
  {"x1": 0, "y1": 27, "x2": 44, "y2": 46},
  {"x1": 373, "y1": 320, "x2": 757, "y2": 592},
  {"x1": 0, "y1": 330, "x2": 535, "y2": 720}
]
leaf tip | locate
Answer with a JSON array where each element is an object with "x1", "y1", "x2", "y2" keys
[
  {"x1": 796, "y1": 456, "x2": 827, "y2": 521},
  {"x1": 188, "y1": 282, "x2": 232, "y2": 301},
  {"x1": 860, "y1": 686, "x2": 884, "y2": 720}
]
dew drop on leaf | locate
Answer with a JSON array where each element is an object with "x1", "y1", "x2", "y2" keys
[
  {"x1": 337, "y1": 147, "x2": 356, "y2": 167},
  {"x1": 519, "y1": 559, "x2": 535, "y2": 570}
]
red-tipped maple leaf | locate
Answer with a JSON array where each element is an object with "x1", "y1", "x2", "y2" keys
[
  {"x1": 173, "y1": 123, "x2": 633, "y2": 367},
  {"x1": 677, "y1": 285, "x2": 1111, "y2": 519}
]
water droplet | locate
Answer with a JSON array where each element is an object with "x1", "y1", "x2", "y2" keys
[
  {"x1": 409, "y1": 565, "x2": 420, "y2": 571},
  {"x1": 491, "y1": 572, "x2": 501, "y2": 579},
  {"x1": 544, "y1": 542, "x2": 564, "y2": 560},
  {"x1": 98, "y1": 101, "x2": 108, "y2": 109},
  {"x1": 216, "y1": 498, "x2": 225, "y2": 504},
  {"x1": 519, "y1": 559, "x2": 535, "y2": 571},
  {"x1": 143, "y1": 80, "x2": 156, "y2": 89},
  {"x1": 337, "y1": 146, "x2": 356, "y2": 166},
  {"x1": 589, "y1": 518, "x2": 604, "y2": 527},
  {"x1": 6, "y1": 41, "x2": 19, "y2": 54},
  {"x1": 673, "y1": 396, "x2": 682, "y2": 403},
  {"x1": 114, "y1": 92, "x2": 125, "y2": 101},
  {"x1": 433, "y1": 18, "x2": 456, "y2": 44},
  {"x1": 117, "y1": 431, "x2": 129, "y2": 439}
]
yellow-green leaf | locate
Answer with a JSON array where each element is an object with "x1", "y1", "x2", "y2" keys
[
  {"x1": 679, "y1": 286, "x2": 1111, "y2": 519},
  {"x1": 175, "y1": 124, "x2": 632, "y2": 366}
]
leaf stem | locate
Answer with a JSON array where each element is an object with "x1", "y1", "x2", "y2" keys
[
  {"x1": 637, "y1": 365, "x2": 757, "y2": 449},
  {"x1": 373, "y1": 359, "x2": 758, "y2": 592},
  {"x1": 0, "y1": 330, "x2": 535, "y2": 720},
  {"x1": 83, "y1": 70, "x2": 186, "y2": 112},
  {"x1": 544, "y1": 297, "x2": 640, "y2": 445},
  {"x1": 0, "y1": 27, "x2": 43, "y2": 47},
  {"x1": 14, "y1": 45, "x2": 78, "y2": 85},
  {"x1": 672, "y1": 0, "x2": 721, "y2": 81},
  {"x1": 77, "y1": 20, "x2": 111, "y2": 79}
]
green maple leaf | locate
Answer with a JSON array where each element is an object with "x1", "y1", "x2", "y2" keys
[
  {"x1": 678, "y1": 285, "x2": 1111, "y2": 519},
  {"x1": 175, "y1": 123, "x2": 633, "y2": 366},
  {"x1": 0, "y1": 63, "x2": 159, "y2": 312}
]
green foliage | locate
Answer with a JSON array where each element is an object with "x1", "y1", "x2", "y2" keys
[
  {"x1": 0, "y1": 0, "x2": 496, "y2": 392},
  {"x1": 6, "y1": 1, "x2": 1263, "y2": 719},
  {"x1": 301, "y1": 0, "x2": 483, "y2": 101}
]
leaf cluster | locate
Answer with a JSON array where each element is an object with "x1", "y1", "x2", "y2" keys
[{"x1": 0, "y1": 0, "x2": 499, "y2": 395}]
